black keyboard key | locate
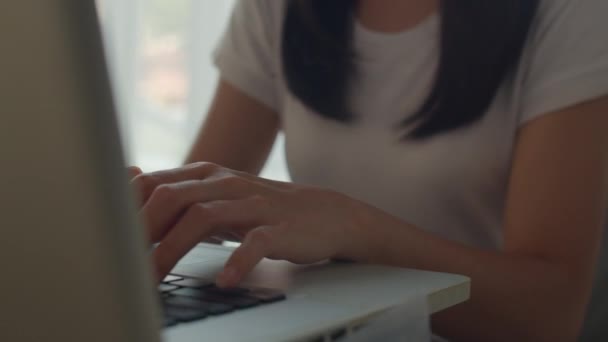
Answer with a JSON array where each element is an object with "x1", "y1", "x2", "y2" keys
[
  {"x1": 169, "y1": 278, "x2": 213, "y2": 289},
  {"x1": 164, "y1": 275, "x2": 183, "y2": 282},
  {"x1": 163, "y1": 316, "x2": 179, "y2": 327},
  {"x1": 158, "y1": 284, "x2": 179, "y2": 293},
  {"x1": 201, "y1": 292, "x2": 260, "y2": 309},
  {"x1": 205, "y1": 285, "x2": 250, "y2": 296},
  {"x1": 204, "y1": 286, "x2": 285, "y2": 303},
  {"x1": 208, "y1": 295, "x2": 258, "y2": 309},
  {"x1": 172, "y1": 288, "x2": 260, "y2": 309},
  {"x1": 165, "y1": 306, "x2": 208, "y2": 323},
  {"x1": 170, "y1": 285, "x2": 286, "y2": 306},
  {"x1": 331, "y1": 328, "x2": 347, "y2": 340},
  {"x1": 165, "y1": 296, "x2": 234, "y2": 315},
  {"x1": 171, "y1": 287, "x2": 204, "y2": 298}
]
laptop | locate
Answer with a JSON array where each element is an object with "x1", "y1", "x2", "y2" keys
[{"x1": 0, "y1": 2, "x2": 470, "y2": 341}]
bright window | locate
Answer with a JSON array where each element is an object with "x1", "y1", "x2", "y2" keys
[{"x1": 98, "y1": 0, "x2": 289, "y2": 181}]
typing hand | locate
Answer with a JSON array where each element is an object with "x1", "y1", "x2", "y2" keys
[
  {"x1": 128, "y1": 165, "x2": 228, "y2": 245},
  {"x1": 127, "y1": 166, "x2": 143, "y2": 179},
  {"x1": 130, "y1": 162, "x2": 376, "y2": 288}
]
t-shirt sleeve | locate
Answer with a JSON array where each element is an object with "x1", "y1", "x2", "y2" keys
[
  {"x1": 213, "y1": 0, "x2": 281, "y2": 111},
  {"x1": 519, "y1": 0, "x2": 608, "y2": 125}
]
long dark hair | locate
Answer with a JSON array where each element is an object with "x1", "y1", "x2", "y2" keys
[{"x1": 282, "y1": 1, "x2": 540, "y2": 139}]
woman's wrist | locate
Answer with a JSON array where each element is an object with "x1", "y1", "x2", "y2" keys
[{"x1": 334, "y1": 199, "x2": 410, "y2": 265}]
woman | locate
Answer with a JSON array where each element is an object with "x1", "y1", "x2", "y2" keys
[{"x1": 131, "y1": 0, "x2": 608, "y2": 340}]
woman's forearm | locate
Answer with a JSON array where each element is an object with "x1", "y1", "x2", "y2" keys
[{"x1": 338, "y1": 211, "x2": 591, "y2": 341}]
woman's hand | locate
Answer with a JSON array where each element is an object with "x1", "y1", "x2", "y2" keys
[
  {"x1": 127, "y1": 166, "x2": 143, "y2": 179},
  {"x1": 130, "y1": 162, "x2": 375, "y2": 288}
]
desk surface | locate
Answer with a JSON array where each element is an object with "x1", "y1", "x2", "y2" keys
[
  {"x1": 173, "y1": 243, "x2": 470, "y2": 314},
  {"x1": 167, "y1": 243, "x2": 470, "y2": 342}
]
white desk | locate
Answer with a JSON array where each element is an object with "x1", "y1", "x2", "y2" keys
[{"x1": 167, "y1": 243, "x2": 470, "y2": 342}]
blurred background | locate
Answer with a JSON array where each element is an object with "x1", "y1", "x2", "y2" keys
[{"x1": 96, "y1": 0, "x2": 289, "y2": 181}]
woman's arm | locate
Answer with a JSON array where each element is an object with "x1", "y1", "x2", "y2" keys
[
  {"x1": 184, "y1": 79, "x2": 280, "y2": 175},
  {"x1": 345, "y1": 96, "x2": 608, "y2": 341}
]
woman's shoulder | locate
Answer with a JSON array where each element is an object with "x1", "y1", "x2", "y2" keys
[
  {"x1": 232, "y1": 0, "x2": 287, "y2": 27},
  {"x1": 226, "y1": 0, "x2": 287, "y2": 48},
  {"x1": 523, "y1": 0, "x2": 608, "y2": 67},
  {"x1": 513, "y1": 0, "x2": 608, "y2": 125},
  {"x1": 534, "y1": 0, "x2": 606, "y2": 32}
]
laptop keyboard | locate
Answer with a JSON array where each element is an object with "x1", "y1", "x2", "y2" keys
[{"x1": 160, "y1": 274, "x2": 286, "y2": 327}]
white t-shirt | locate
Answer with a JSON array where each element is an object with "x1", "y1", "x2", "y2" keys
[{"x1": 213, "y1": 0, "x2": 608, "y2": 339}]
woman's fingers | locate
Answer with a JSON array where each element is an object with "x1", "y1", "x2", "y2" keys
[
  {"x1": 132, "y1": 163, "x2": 221, "y2": 203},
  {"x1": 153, "y1": 203, "x2": 216, "y2": 280},
  {"x1": 127, "y1": 167, "x2": 145, "y2": 206},
  {"x1": 142, "y1": 178, "x2": 247, "y2": 243},
  {"x1": 153, "y1": 197, "x2": 271, "y2": 280},
  {"x1": 127, "y1": 166, "x2": 143, "y2": 179},
  {"x1": 218, "y1": 225, "x2": 283, "y2": 288},
  {"x1": 132, "y1": 162, "x2": 264, "y2": 205}
]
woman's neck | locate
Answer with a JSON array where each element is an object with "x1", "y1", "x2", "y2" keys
[{"x1": 356, "y1": 0, "x2": 439, "y2": 33}]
